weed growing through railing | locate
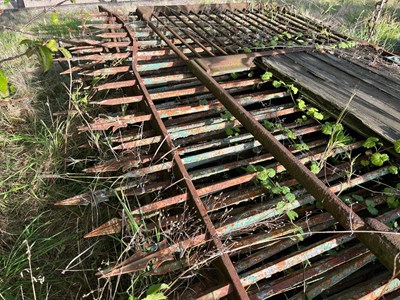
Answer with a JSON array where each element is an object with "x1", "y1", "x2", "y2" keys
[
  {"x1": 245, "y1": 164, "x2": 299, "y2": 222},
  {"x1": 361, "y1": 136, "x2": 400, "y2": 170},
  {"x1": 263, "y1": 120, "x2": 297, "y2": 140}
]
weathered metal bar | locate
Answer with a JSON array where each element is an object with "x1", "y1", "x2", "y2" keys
[
  {"x1": 358, "y1": 279, "x2": 400, "y2": 300},
  {"x1": 195, "y1": 47, "x2": 312, "y2": 76},
  {"x1": 248, "y1": 243, "x2": 369, "y2": 299},
  {"x1": 94, "y1": 79, "x2": 137, "y2": 91},
  {"x1": 93, "y1": 77, "x2": 266, "y2": 105},
  {"x1": 96, "y1": 32, "x2": 128, "y2": 39},
  {"x1": 290, "y1": 252, "x2": 375, "y2": 299},
  {"x1": 87, "y1": 23, "x2": 123, "y2": 29}
]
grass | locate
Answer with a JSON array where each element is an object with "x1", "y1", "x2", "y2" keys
[
  {"x1": 0, "y1": 2, "x2": 399, "y2": 300},
  {"x1": 0, "y1": 9, "x2": 110, "y2": 300},
  {"x1": 276, "y1": 0, "x2": 400, "y2": 53}
]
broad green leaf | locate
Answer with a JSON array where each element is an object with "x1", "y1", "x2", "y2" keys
[
  {"x1": 225, "y1": 127, "x2": 234, "y2": 137},
  {"x1": 289, "y1": 85, "x2": 298, "y2": 95},
  {"x1": 281, "y1": 186, "x2": 290, "y2": 195},
  {"x1": 220, "y1": 110, "x2": 234, "y2": 121},
  {"x1": 363, "y1": 137, "x2": 379, "y2": 149},
  {"x1": 272, "y1": 80, "x2": 282, "y2": 88},
  {"x1": 321, "y1": 122, "x2": 333, "y2": 135},
  {"x1": 389, "y1": 165, "x2": 399, "y2": 175},
  {"x1": 285, "y1": 192, "x2": 296, "y2": 202},
  {"x1": 271, "y1": 186, "x2": 282, "y2": 194},
  {"x1": 245, "y1": 165, "x2": 257, "y2": 173},
  {"x1": 310, "y1": 162, "x2": 320, "y2": 174},
  {"x1": 297, "y1": 99, "x2": 307, "y2": 111},
  {"x1": 0, "y1": 69, "x2": 9, "y2": 98},
  {"x1": 199, "y1": 99, "x2": 208, "y2": 105},
  {"x1": 46, "y1": 39, "x2": 58, "y2": 52},
  {"x1": 262, "y1": 180, "x2": 272, "y2": 189},
  {"x1": 255, "y1": 165, "x2": 265, "y2": 172},
  {"x1": 263, "y1": 120, "x2": 275, "y2": 130},
  {"x1": 284, "y1": 128, "x2": 297, "y2": 140},
  {"x1": 394, "y1": 139, "x2": 400, "y2": 153},
  {"x1": 365, "y1": 199, "x2": 375, "y2": 207},
  {"x1": 243, "y1": 47, "x2": 252, "y2": 53},
  {"x1": 370, "y1": 152, "x2": 389, "y2": 167},
  {"x1": 387, "y1": 196, "x2": 400, "y2": 208},
  {"x1": 143, "y1": 294, "x2": 167, "y2": 300},
  {"x1": 20, "y1": 39, "x2": 35, "y2": 46},
  {"x1": 352, "y1": 194, "x2": 364, "y2": 202},
  {"x1": 293, "y1": 143, "x2": 310, "y2": 151},
  {"x1": 286, "y1": 210, "x2": 299, "y2": 222},
  {"x1": 361, "y1": 159, "x2": 370, "y2": 166},
  {"x1": 283, "y1": 31, "x2": 292, "y2": 39},
  {"x1": 261, "y1": 71, "x2": 273, "y2": 81},
  {"x1": 51, "y1": 12, "x2": 59, "y2": 25},
  {"x1": 257, "y1": 169, "x2": 269, "y2": 181},
  {"x1": 306, "y1": 107, "x2": 319, "y2": 116},
  {"x1": 276, "y1": 201, "x2": 286, "y2": 211},
  {"x1": 313, "y1": 112, "x2": 324, "y2": 120},
  {"x1": 265, "y1": 168, "x2": 276, "y2": 178},
  {"x1": 59, "y1": 47, "x2": 72, "y2": 59},
  {"x1": 146, "y1": 283, "x2": 169, "y2": 296},
  {"x1": 230, "y1": 72, "x2": 238, "y2": 80},
  {"x1": 37, "y1": 45, "x2": 53, "y2": 72}
]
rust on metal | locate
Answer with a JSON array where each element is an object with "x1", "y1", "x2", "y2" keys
[{"x1": 55, "y1": 2, "x2": 400, "y2": 299}]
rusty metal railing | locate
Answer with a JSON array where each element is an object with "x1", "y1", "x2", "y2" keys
[{"x1": 54, "y1": 3, "x2": 400, "y2": 299}]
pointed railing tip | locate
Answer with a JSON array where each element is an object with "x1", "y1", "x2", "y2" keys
[
  {"x1": 53, "y1": 194, "x2": 91, "y2": 206},
  {"x1": 84, "y1": 218, "x2": 123, "y2": 238},
  {"x1": 54, "y1": 189, "x2": 110, "y2": 206}
]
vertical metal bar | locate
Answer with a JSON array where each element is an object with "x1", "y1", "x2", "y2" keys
[
  {"x1": 227, "y1": 9, "x2": 274, "y2": 37},
  {"x1": 152, "y1": 14, "x2": 202, "y2": 58},
  {"x1": 192, "y1": 11, "x2": 245, "y2": 50},
  {"x1": 207, "y1": 13, "x2": 256, "y2": 48},
  {"x1": 171, "y1": 11, "x2": 228, "y2": 56},
  {"x1": 160, "y1": 12, "x2": 215, "y2": 57},
  {"x1": 220, "y1": 11, "x2": 264, "y2": 45},
  {"x1": 184, "y1": 12, "x2": 236, "y2": 54}
]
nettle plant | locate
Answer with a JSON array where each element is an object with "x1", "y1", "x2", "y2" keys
[
  {"x1": 361, "y1": 136, "x2": 400, "y2": 173},
  {"x1": 220, "y1": 110, "x2": 241, "y2": 137},
  {"x1": 245, "y1": 164, "x2": 299, "y2": 223}
]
